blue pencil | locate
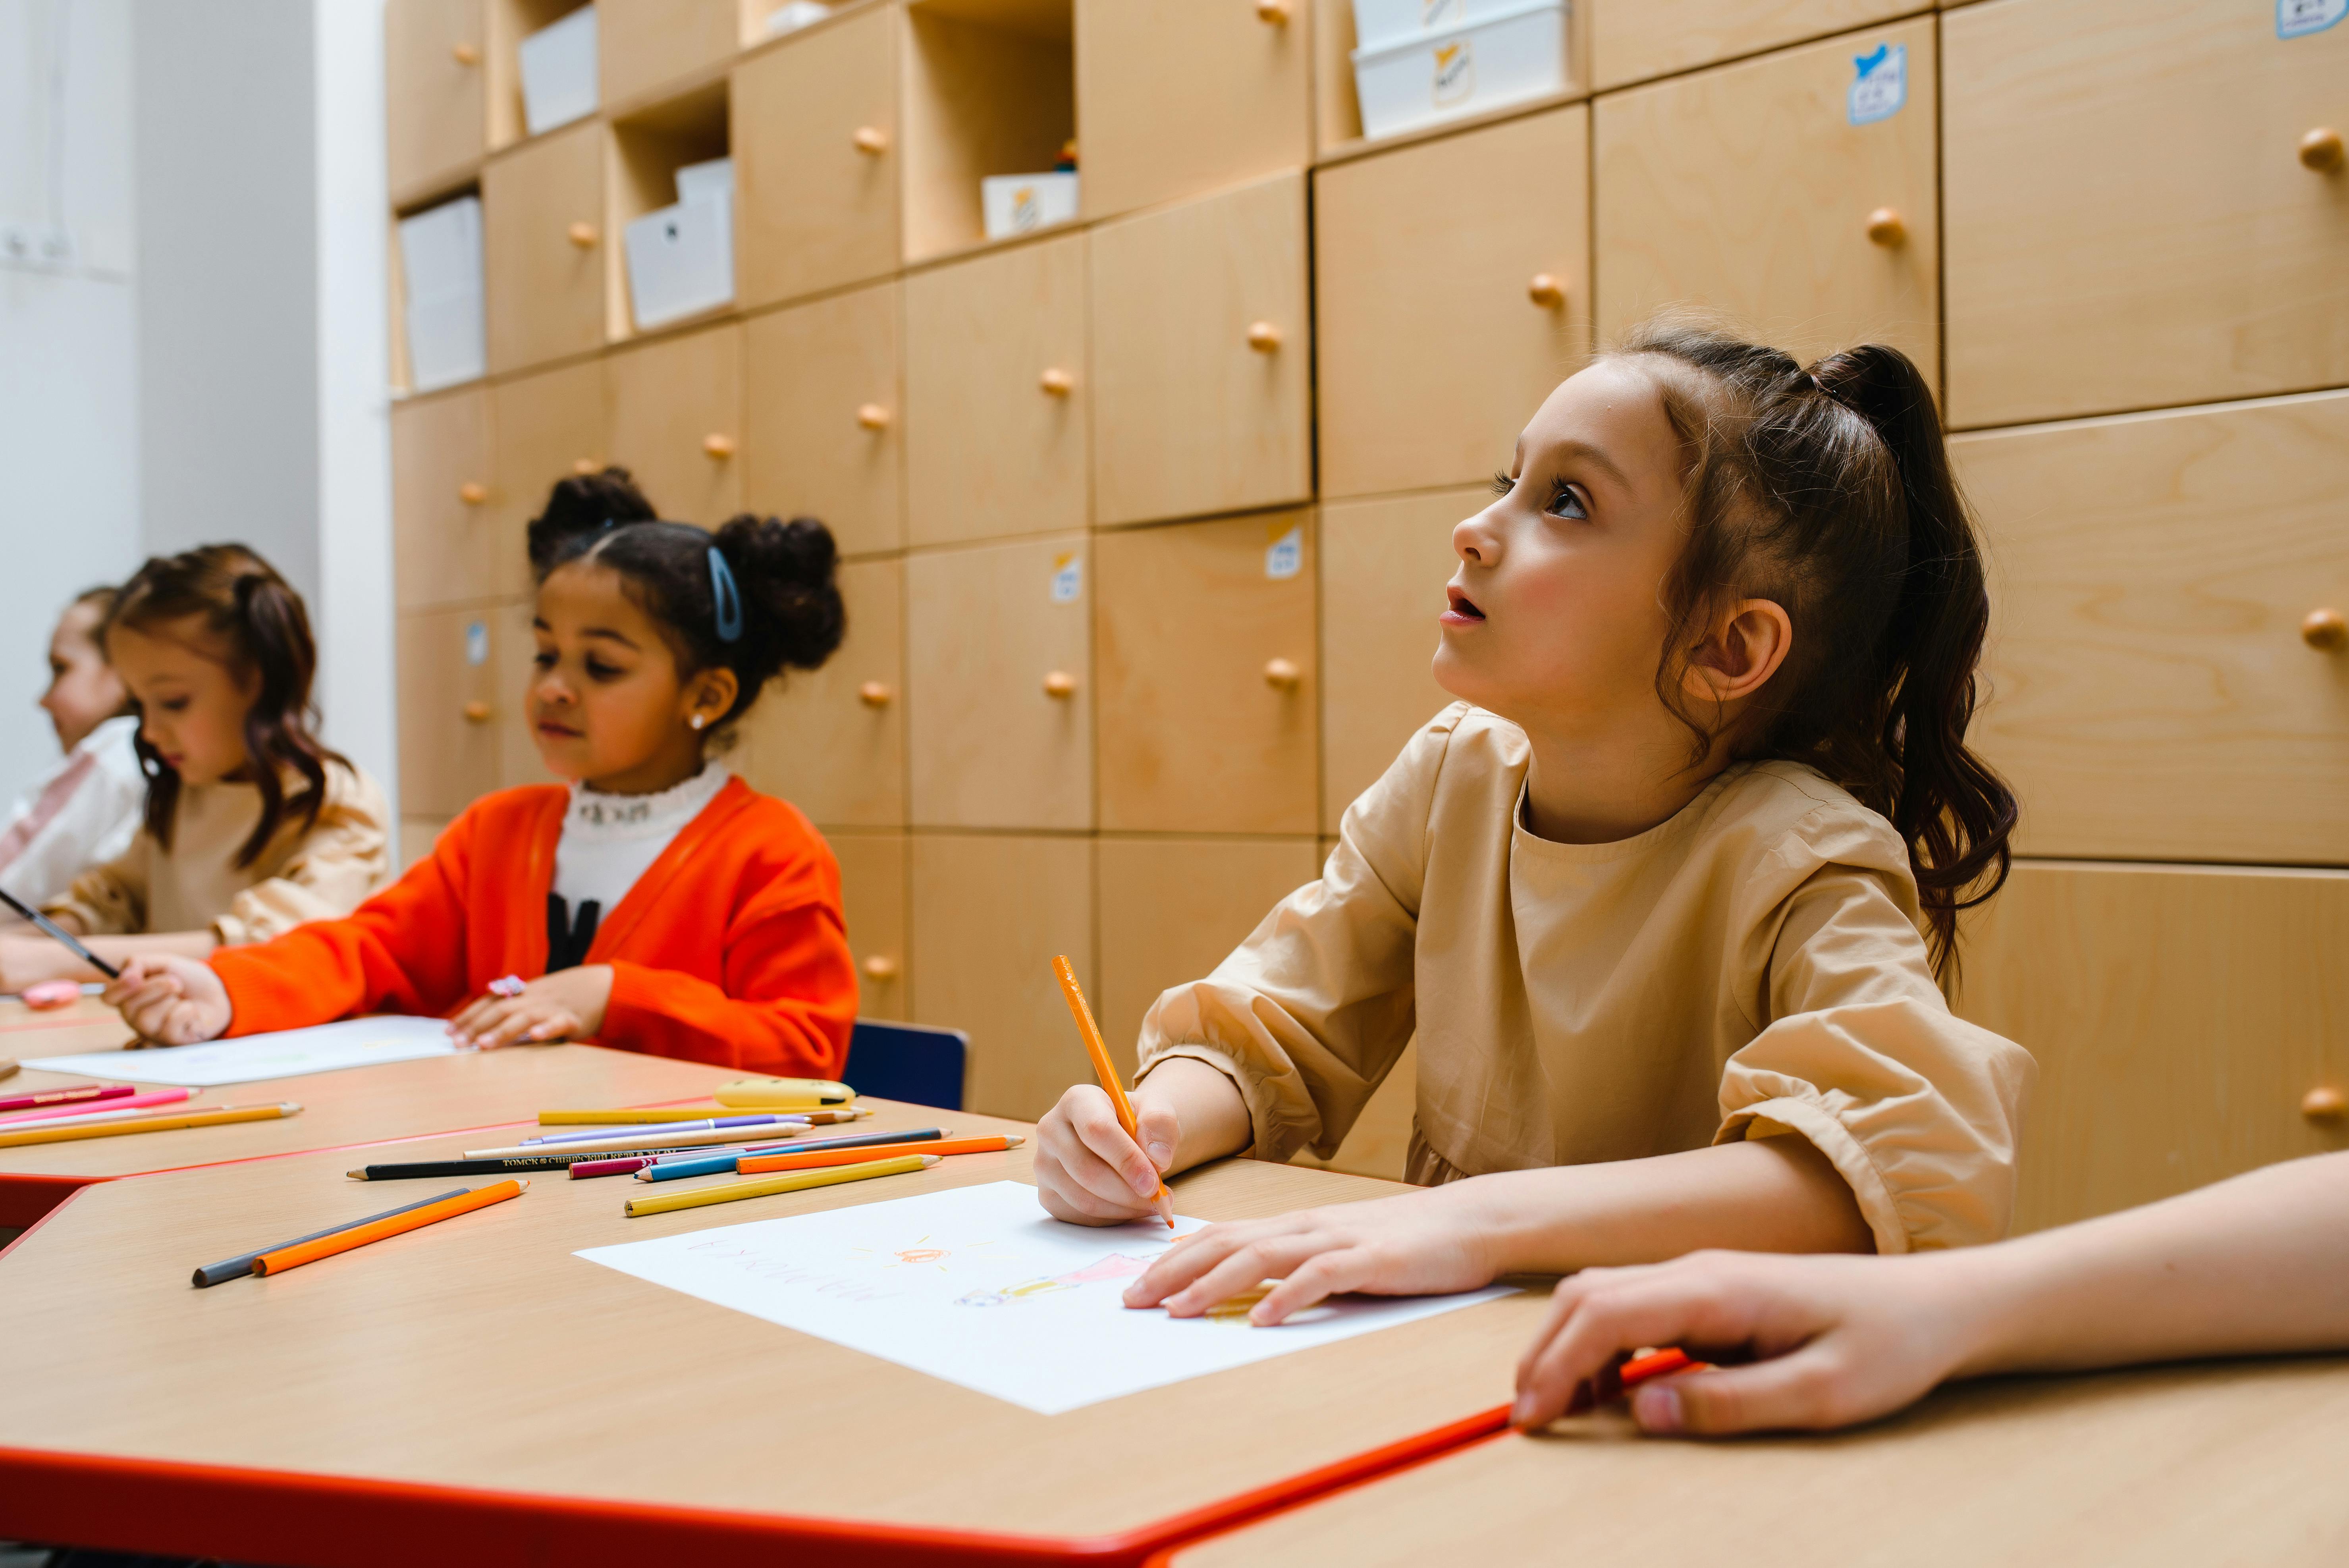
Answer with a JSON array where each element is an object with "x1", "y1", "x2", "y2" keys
[{"x1": 634, "y1": 1126, "x2": 948, "y2": 1182}]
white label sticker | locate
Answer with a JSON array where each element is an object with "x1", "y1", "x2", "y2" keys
[
  {"x1": 1265, "y1": 524, "x2": 1304, "y2": 581},
  {"x1": 1049, "y1": 551, "x2": 1083, "y2": 604},
  {"x1": 465, "y1": 620, "x2": 490, "y2": 665},
  {"x1": 1847, "y1": 42, "x2": 1906, "y2": 126},
  {"x1": 2278, "y1": 0, "x2": 2345, "y2": 37},
  {"x1": 1431, "y1": 39, "x2": 1474, "y2": 106}
]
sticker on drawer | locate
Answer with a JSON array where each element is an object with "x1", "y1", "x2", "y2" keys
[
  {"x1": 1049, "y1": 551, "x2": 1083, "y2": 604},
  {"x1": 1848, "y1": 43, "x2": 1906, "y2": 126},
  {"x1": 1431, "y1": 40, "x2": 1474, "y2": 106},
  {"x1": 1265, "y1": 523, "x2": 1304, "y2": 581},
  {"x1": 465, "y1": 620, "x2": 490, "y2": 665},
  {"x1": 2278, "y1": 0, "x2": 2345, "y2": 38}
]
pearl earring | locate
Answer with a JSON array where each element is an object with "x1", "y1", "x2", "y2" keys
[{"x1": 690, "y1": 715, "x2": 706, "y2": 731}]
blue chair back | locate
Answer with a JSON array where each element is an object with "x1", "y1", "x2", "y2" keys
[{"x1": 845, "y1": 1018, "x2": 968, "y2": 1111}]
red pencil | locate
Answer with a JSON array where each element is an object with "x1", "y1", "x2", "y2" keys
[
  {"x1": 0, "y1": 1087, "x2": 199, "y2": 1126},
  {"x1": 0, "y1": 1082, "x2": 130, "y2": 1115}
]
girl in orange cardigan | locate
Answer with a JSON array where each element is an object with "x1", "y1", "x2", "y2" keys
[{"x1": 103, "y1": 494, "x2": 857, "y2": 1077}]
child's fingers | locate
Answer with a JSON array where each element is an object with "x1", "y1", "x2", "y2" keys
[
  {"x1": 1162, "y1": 1231, "x2": 1333, "y2": 1317},
  {"x1": 521, "y1": 1009, "x2": 579, "y2": 1043},
  {"x1": 1243, "y1": 1245, "x2": 1394, "y2": 1324},
  {"x1": 1038, "y1": 1095, "x2": 1159, "y2": 1213},
  {"x1": 448, "y1": 994, "x2": 502, "y2": 1036},
  {"x1": 1036, "y1": 1163, "x2": 1157, "y2": 1225},
  {"x1": 1628, "y1": 1347, "x2": 1856, "y2": 1436},
  {"x1": 474, "y1": 1005, "x2": 560, "y2": 1049},
  {"x1": 1064, "y1": 1087, "x2": 1162, "y2": 1201}
]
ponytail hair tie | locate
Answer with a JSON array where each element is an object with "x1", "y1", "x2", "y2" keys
[{"x1": 708, "y1": 546, "x2": 743, "y2": 643}]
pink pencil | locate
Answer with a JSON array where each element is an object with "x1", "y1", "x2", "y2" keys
[
  {"x1": 0, "y1": 1087, "x2": 201, "y2": 1126},
  {"x1": 0, "y1": 1082, "x2": 132, "y2": 1115}
]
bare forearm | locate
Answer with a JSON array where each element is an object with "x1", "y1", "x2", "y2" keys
[
  {"x1": 81, "y1": 929, "x2": 221, "y2": 975},
  {"x1": 1952, "y1": 1151, "x2": 2349, "y2": 1379},
  {"x1": 1133, "y1": 1055, "x2": 1254, "y2": 1174},
  {"x1": 1460, "y1": 1134, "x2": 1876, "y2": 1277}
]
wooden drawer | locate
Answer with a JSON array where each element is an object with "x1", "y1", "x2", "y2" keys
[
  {"x1": 1591, "y1": 0, "x2": 1920, "y2": 92},
  {"x1": 1095, "y1": 835, "x2": 1320, "y2": 1069},
  {"x1": 1090, "y1": 174, "x2": 1311, "y2": 527},
  {"x1": 1095, "y1": 510, "x2": 1318, "y2": 835},
  {"x1": 1320, "y1": 486, "x2": 1471, "y2": 832},
  {"x1": 733, "y1": 6, "x2": 901, "y2": 308},
  {"x1": 396, "y1": 606, "x2": 505, "y2": 818},
  {"x1": 483, "y1": 121, "x2": 608, "y2": 375},
  {"x1": 391, "y1": 387, "x2": 496, "y2": 612},
  {"x1": 604, "y1": 322, "x2": 742, "y2": 527},
  {"x1": 906, "y1": 535, "x2": 1093, "y2": 831},
  {"x1": 903, "y1": 231, "x2": 1089, "y2": 548},
  {"x1": 1315, "y1": 106, "x2": 1591, "y2": 500},
  {"x1": 742, "y1": 279, "x2": 904, "y2": 559},
  {"x1": 739, "y1": 557, "x2": 906, "y2": 829},
  {"x1": 1594, "y1": 17, "x2": 1939, "y2": 385},
  {"x1": 487, "y1": 358, "x2": 605, "y2": 593},
  {"x1": 494, "y1": 598, "x2": 557, "y2": 791},
  {"x1": 909, "y1": 833, "x2": 1096, "y2": 1122},
  {"x1": 827, "y1": 829, "x2": 910, "y2": 1022},
  {"x1": 1944, "y1": 0, "x2": 2349, "y2": 428},
  {"x1": 1957, "y1": 861, "x2": 2349, "y2": 1235},
  {"x1": 598, "y1": 0, "x2": 738, "y2": 109},
  {"x1": 1075, "y1": 0, "x2": 1310, "y2": 222},
  {"x1": 386, "y1": 0, "x2": 486, "y2": 196},
  {"x1": 1959, "y1": 391, "x2": 2349, "y2": 865}
]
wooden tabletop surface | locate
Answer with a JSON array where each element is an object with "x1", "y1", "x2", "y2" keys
[
  {"x1": 0, "y1": 1126, "x2": 1545, "y2": 1559},
  {"x1": 1161, "y1": 1353, "x2": 2349, "y2": 1567}
]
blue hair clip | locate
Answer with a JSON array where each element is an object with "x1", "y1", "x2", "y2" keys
[{"x1": 708, "y1": 546, "x2": 743, "y2": 643}]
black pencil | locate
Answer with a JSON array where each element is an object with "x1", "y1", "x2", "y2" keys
[
  {"x1": 347, "y1": 1144, "x2": 723, "y2": 1180},
  {"x1": 193, "y1": 1188, "x2": 470, "y2": 1287},
  {"x1": 0, "y1": 886, "x2": 120, "y2": 980}
]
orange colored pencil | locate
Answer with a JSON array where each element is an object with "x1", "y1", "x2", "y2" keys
[
  {"x1": 737, "y1": 1133, "x2": 1024, "y2": 1175},
  {"x1": 1052, "y1": 955, "x2": 1172, "y2": 1229},
  {"x1": 251, "y1": 1179, "x2": 526, "y2": 1276}
]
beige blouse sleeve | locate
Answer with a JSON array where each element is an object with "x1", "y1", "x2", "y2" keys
[
  {"x1": 45, "y1": 835, "x2": 152, "y2": 937},
  {"x1": 1715, "y1": 828, "x2": 2036, "y2": 1255},
  {"x1": 212, "y1": 766, "x2": 393, "y2": 947},
  {"x1": 1136, "y1": 714, "x2": 1454, "y2": 1162}
]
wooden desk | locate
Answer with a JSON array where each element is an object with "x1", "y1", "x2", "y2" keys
[
  {"x1": 1155, "y1": 1356, "x2": 2349, "y2": 1567},
  {"x1": 0, "y1": 1137, "x2": 1543, "y2": 1566}
]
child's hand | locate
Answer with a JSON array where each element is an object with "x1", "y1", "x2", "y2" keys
[
  {"x1": 1509, "y1": 1249, "x2": 1974, "y2": 1436},
  {"x1": 102, "y1": 954, "x2": 233, "y2": 1045},
  {"x1": 448, "y1": 965, "x2": 613, "y2": 1048},
  {"x1": 1123, "y1": 1187, "x2": 1500, "y2": 1324},
  {"x1": 1035, "y1": 1083, "x2": 1180, "y2": 1225}
]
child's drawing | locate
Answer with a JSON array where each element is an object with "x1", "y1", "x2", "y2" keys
[{"x1": 955, "y1": 1250, "x2": 1157, "y2": 1308}]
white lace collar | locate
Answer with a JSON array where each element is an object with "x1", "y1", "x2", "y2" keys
[{"x1": 565, "y1": 763, "x2": 730, "y2": 840}]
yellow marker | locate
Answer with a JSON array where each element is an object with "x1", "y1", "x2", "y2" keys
[
  {"x1": 712, "y1": 1077, "x2": 855, "y2": 1110},
  {"x1": 622, "y1": 1153, "x2": 937, "y2": 1218},
  {"x1": 0, "y1": 1102, "x2": 299, "y2": 1149}
]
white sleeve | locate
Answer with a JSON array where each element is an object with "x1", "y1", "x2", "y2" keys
[{"x1": 0, "y1": 719, "x2": 149, "y2": 909}]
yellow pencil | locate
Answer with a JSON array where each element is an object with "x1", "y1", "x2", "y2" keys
[
  {"x1": 0, "y1": 1101, "x2": 299, "y2": 1149},
  {"x1": 1053, "y1": 955, "x2": 1173, "y2": 1228},
  {"x1": 622, "y1": 1153, "x2": 937, "y2": 1218}
]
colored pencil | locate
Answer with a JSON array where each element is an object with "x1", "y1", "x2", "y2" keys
[
  {"x1": 736, "y1": 1133, "x2": 1022, "y2": 1175},
  {"x1": 1619, "y1": 1347, "x2": 1702, "y2": 1389},
  {"x1": 711, "y1": 1076, "x2": 853, "y2": 1109},
  {"x1": 0, "y1": 1058, "x2": 15, "y2": 1082},
  {"x1": 0, "y1": 1082, "x2": 131, "y2": 1115},
  {"x1": 623, "y1": 1153, "x2": 936, "y2": 1218},
  {"x1": 633, "y1": 1126, "x2": 951, "y2": 1182},
  {"x1": 536, "y1": 1105, "x2": 867, "y2": 1126},
  {"x1": 193, "y1": 1188, "x2": 471, "y2": 1286},
  {"x1": 520, "y1": 1112, "x2": 809, "y2": 1147},
  {"x1": 347, "y1": 1139, "x2": 770, "y2": 1179},
  {"x1": 1053, "y1": 954, "x2": 1172, "y2": 1228},
  {"x1": 0, "y1": 886, "x2": 120, "y2": 980},
  {"x1": 251, "y1": 1180, "x2": 526, "y2": 1275},
  {"x1": 0, "y1": 1087, "x2": 201, "y2": 1127},
  {"x1": 459, "y1": 1122, "x2": 816, "y2": 1161},
  {"x1": 0, "y1": 1101, "x2": 297, "y2": 1149}
]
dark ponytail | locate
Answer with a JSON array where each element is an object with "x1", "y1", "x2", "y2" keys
[
  {"x1": 1617, "y1": 318, "x2": 2016, "y2": 982},
  {"x1": 104, "y1": 545, "x2": 345, "y2": 868},
  {"x1": 531, "y1": 510, "x2": 845, "y2": 736},
  {"x1": 524, "y1": 466, "x2": 658, "y2": 574}
]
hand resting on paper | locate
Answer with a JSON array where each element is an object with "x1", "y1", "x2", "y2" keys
[
  {"x1": 102, "y1": 953, "x2": 233, "y2": 1045},
  {"x1": 447, "y1": 965, "x2": 612, "y2": 1049}
]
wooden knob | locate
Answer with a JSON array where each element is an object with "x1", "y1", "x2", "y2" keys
[
  {"x1": 462, "y1": 700, "x2": 492, "y2": 724},
  {"x1": 1526, "y1": 273, "x2": 1565, "y2": 308},
  {"x1": 1042, "y1": 670, "x2": 1078, "y2": 698},
  {"x1": 853, "y1": 126, "x2": 889, "y2": 155},
  {"x1": 862, "y1": 954, "x2": 899, "y2": 981},
  {"x1": 1263, "y1": 657, "x2": 1301, "y2": 690},
  {"x1": 856, "y1": 403, "x2": 892, "y2": 430},
  {"x1": 1246, "y1": 320, "x2": 1283, "y2": 353},
  {"x1": 572, "y1": 457, "x2": 600, "y2": 476},
  {"x1": 1040, "y1": 367, "x2": 1075, "y2": 396},
  {"x1": 457, "y1": 481, "x2": 488, "y2": 505},
  {"x1": 2303, "y1": 608, "x2": 2348, "y2": 652},
  {"x1": 567, "y1": 221, "x2": 598, "y2": 249},
  {"x1": 2303, "y1": 1086, "x2": 2347, "y2": 1121},
  {"x1": 1866, "y1": 207, "x2": 1907, "y2": 247},
  {"x1": 2300, "y1": 127, "x2": 2345, "y2": 174},
  {"x1": 1256, "y1": 0, "x2": 1290, "y2": 20},
  {"x1": 451, "y1": 42, "x2": 479, "y2": 65},
  {"x1": 702, "y1": 433, "x2": 735, "y2": 459},
  {"x1": 858, "y1": 681, "x2": 893, "y2": 708}
]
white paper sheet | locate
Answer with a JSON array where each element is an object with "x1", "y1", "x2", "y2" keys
[
  {"x1": 575, "y1": 1180, "x2": 1514, "y2": 1414},
  {"x1": 23, "y1": 1016, "x2": 459, "y2": 1087}
]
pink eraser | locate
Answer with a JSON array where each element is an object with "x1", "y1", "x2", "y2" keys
[{"x1": 22, "y1": 980, "x2": 82, "y2": 1010}]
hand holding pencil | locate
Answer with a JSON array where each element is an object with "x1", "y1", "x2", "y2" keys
[{"x1": 1045, "y1": 956, "x2": 1174, "y2": 1230}]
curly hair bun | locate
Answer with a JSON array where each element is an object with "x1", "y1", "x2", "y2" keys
[
  {"x1": 525, "y1": 466, "x2": 659, "y2": 578},
  {"x1": 714, "y1": 513, "x2": 845, "y2": 677}
]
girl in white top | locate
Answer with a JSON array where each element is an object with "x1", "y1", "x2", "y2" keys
[{"x1": 0, "y1": 588, "x2": 145, "y2": 908}]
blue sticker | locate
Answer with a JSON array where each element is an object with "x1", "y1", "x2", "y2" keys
[
  {"x1": 1848, "y1": 42, "x2": 1907, "y2": 127},
  {"x1": 1049, "y1": 551, "x2": 1082, "y2": 605},
  {"x1": 465, "y1": 620, "x2": 489, "y2": 666},
  {"x1": 2278, "y1": 0, "x2": 2345, "y2": 37}
]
